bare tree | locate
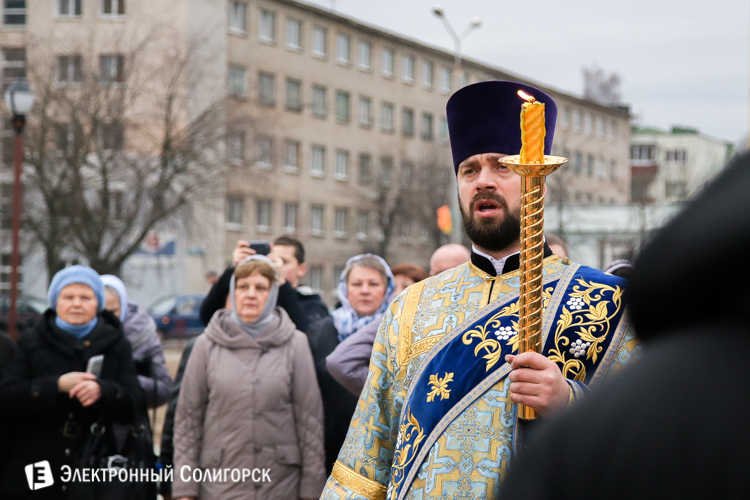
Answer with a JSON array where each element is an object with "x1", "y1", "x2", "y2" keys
[
  {"x1": 582, "y1": 65, "x2": 622, "y2": 107},
  {"x1": 21, "y1": 31, "x2": 231, "y2": 278}
]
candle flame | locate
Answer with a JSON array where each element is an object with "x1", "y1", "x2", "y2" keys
[{"x1": 518, "y1": 90, "x2": 536, "y2": 103}]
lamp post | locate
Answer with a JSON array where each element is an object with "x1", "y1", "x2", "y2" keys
[
  {"x1": 432, "y1": 5, "x2": 481, "y2": 245},
  {"x1": 4, "y1": 79, "x2": 34, "y2": 341}
]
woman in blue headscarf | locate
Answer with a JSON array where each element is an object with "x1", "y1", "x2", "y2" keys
[
  {"x1": 306, "y1": 254, "x2": 394, "y2": 474},
  {"x1": 0, "y1": 265, "x2": 145, "y2": 499}
]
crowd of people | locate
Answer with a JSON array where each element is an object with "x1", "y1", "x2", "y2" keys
[{"x1": 1, "y1": 77, "x2": 737, "y2": 500}]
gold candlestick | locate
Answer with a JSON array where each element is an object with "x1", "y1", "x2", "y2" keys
[{"x1": 498, "y1": 154, "x2": 568, "y2": 420}]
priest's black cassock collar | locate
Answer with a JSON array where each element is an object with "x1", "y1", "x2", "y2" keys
[
  {"x1": 630, "y1": 151, "x2": 750, "y2": 342},
  {"x1": 446, "y1": 81, "x2": 558, "y2": 173}
]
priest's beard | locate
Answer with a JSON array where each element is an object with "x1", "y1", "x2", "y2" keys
[{"x1": 459, "y1": 192, "x2": 521, "y2": 252}]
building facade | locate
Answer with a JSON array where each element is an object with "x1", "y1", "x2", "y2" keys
[
  {"x1": 631, "y1": 125, "x2": 732, "y2": 204},
  {"x1": 0, "y1": 0, "x2": 632, "y2": 306}
]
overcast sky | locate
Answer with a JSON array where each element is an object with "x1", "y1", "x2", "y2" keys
[{"x1": 304, "y1": 0, "x2": 749, "y2": 144}]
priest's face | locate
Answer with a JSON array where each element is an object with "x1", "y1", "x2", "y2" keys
[{"x1": 457, "y1": 153, "x2": 522, "y2": 253}]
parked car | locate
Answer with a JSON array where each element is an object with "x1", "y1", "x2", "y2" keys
[
  {"x1": 0, "y1": 293, "x2": 48, "y2": 334},
  {"x1": 148, "y1": 294, "x2": 206, "y2": 338}
]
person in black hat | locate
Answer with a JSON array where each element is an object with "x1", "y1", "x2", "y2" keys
[
  {"x1": 318, "y1": 81, "x2": 637, "y2": 500},
  {"x1": 500, "y1": 151, "x2": 750, "y2": 500}
]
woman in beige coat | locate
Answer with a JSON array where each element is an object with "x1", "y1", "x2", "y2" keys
[{"x1": 173, "y1": 256, "x2": 325, "y2": 500}]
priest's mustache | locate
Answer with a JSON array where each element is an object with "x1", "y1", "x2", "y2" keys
[{"x1": 469, "y1": 192, "x2": 509, "y2": 213}]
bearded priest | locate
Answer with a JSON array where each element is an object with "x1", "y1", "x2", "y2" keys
[{"x1": 319, "y1": 81, "x2": 637, "y2": 500}]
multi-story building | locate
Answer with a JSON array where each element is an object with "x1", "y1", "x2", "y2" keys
[
  {"x1": 0, "y1": 0, "x2": 632, "y2": 305},
  {"x1": 631, "y1": 125, "x2": 733, "y2": 203}
]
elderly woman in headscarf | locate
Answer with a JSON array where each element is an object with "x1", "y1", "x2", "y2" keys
[
  {"x1": 101, "y1": 275, "x2": 172, "y2": 409},
  {"x1": 172, "y1": 255, "x2": 325, "y2": 500},
  {"x1": 0, "y1": 266, "x2": 144, "y2": 500},
  {"x1": 307, "y1": 254, "x2": 395, "y2": 474}
]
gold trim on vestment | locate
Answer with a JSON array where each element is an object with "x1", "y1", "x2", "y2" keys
[
  {"x1": 397, "y1": 279, "x2": 427, "y2": 367},
  {"x1": 331, "y1": 461, "x2": 387, "y2": 500}
]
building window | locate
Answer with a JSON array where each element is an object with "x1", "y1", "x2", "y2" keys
[
  {"x1": 439, "y1": 116, "x2": 449, "y2": 142},
  {"x1": 226, "y1": 131, "x2": 245, "y2": 163},
  {"x1": 55, "y1": 123, "x2": 81, "y2": 154},
  {"x1": 335, "y1": 90, "x2": 350, "y2": 122},
  {"x1": 312, "y1": 85, "x2": 326, "y2": 117},
  {"x1": 309, "y1": 265, "x2": 323, "y2": 290},
  {"x1": 259, "y1": 9, "x2": 276, "y2": 42},
  {"x1": 226, "y1": 195, "x2": 244, "y2": 225},
  {"x1": 284, "y1": 140, "x2": 300, "y2": 171},
  {"x1": 358, "y1": 153, "x2": 371, "y2": 184},
  {"x1": 0, "y1": 183, "x2": 12, "y2": 229},
  {"x1": 439, "y1": 66, "x2": 451, "y2": 94},
  {"x1": 332, "y1": 265, "x2": 345, "y2": 289},
  {"x1": 357, "y1": 210, "x2": 368, "y2": 239},
  {"x1": 258, "y1": 72, "x2": 275, "y2": 105},
  {"x1": 228, "y1": 2, "x2": 247, "y2": 33},
  {"x1": 256, "y1": 200, "x2": 272, "y2": 231},
  {"x1": 587, "y1": 154, "x2": 594, "y2": 176},
  {"x1": 584, "y1": 113, "x2": 593, "y2": 136},
  {"x1": 99, "y1": 54, "x2": 125, "y2": 84},
  {"x1": 574, "y1": 151, "x2": 583, "y2": 173},
  {"x1": 380, "y1": 156, "x2": 393, "y2": 186},
  {"x1": 336, "y1": 33, "x2": 350, "y2": 64},
  {"x1": 286, "y1": 18, "x2": 302, "y2": 50},
  {"x1": 310, "y1": 204, "x2": 324, "y2": 236},
  {"x1": 457, "y1": 71, "x2": 468, "y2": 88},
  {"x1": 402, "y1": 55, "x2": 415, "y2": 83},
  {"x1": 631, "y1": 145, "x2": 656, "y2": 162},
  {"x1": 421, "y1": 112, "x2": 433, "y2": 140},
  {"x1": 381, "y1": 48, "x2": 394, "y2": 77},
  {"x1": 4, "y1": 0, "x2": 25, "y2": 25},
  {"x1": 334, "y1": 208, "x2": 347, "y2": 237},
  {"x1": 561, "y1": 106, "x2": 570, "y2": 129},
  {"x1": 334, "y1": 149, "x2": 348, "y2": 179},
  {"x1": 101, "y1": 0, "x2": 124, "y2": 16},
  {"x1": 227, "y1": 65, "x2": 247, "y2": 97},
  {"x1": 610, "y1": 159, "x2": 617, "y2": 180},
  {"x1": 402, "y1": 107, "x2": 414, "y2": 136},
  {"x1": 401, "y1": 161, "x2": 413, "y2": 186},
  {"x1": 1, "y1": 48, "x2": 25, "y2": 89},
  {"x1": 255, "y1": 136, "x2": 272, "y2": 168},
  {"x1": 666, "y1": 149, "x2": 688, "y2": 164},
  {"x1": 57, "y1": 55, "x2": 82, "y2": 85},
  {"x1": 398, "y1": 216, "x2": 411, "y2": 240},
  {"x1": 358, "y1": 40, "x2": 371, "y2": 70},
  {"x1": 381, "y1": 102, "x2": 394, "y2": 132},
  {"x1": 59, "y1": 0, "x2": 82, "y2": 17},
  {"x1": 609, "y1": 119, "x2": 617, "y2": 142},
  {"x1": 100, "y1": 122, "x2": 124, "y2": 151},
  {"x1": 285, "y1": 78, "x2": 302, "y2": 111},
  {"x1": 572, "y1": 109, "x2": 581, "y2": 133},
  {"x1": 312, "y1": 26, "x2": 327, "y2": 56},
  {"x1": 283, "y1": 202, "x2": 298, "y2": 233},
  {"x1": 359, "y1": 96, "x2": 372, "y2": 128},
  {"x1": 311, "y1": 145, "x2": 325, "y2": 177},
  {"x1": 596, "y1": 116, "x2": 605, "y2": 139},
  {"x1": 665, "y1": 181, "x2": 686, "y2": 199},
  {"x1": 597, "y1": 157, "x2": 607, "y2": 179},
  {"x1": 421, "y1": 60, "x2": 433, "y2": 89}
]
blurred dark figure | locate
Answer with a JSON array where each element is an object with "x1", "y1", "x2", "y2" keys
[
  {"x1": 391, "y1": 263, "x2": 428, "y2": 296},
  {"x1": 204, "y1": 270, "x2": 218, "y2": 285},
  {"x1": 501, "y1": 152, "x2": 750, "y2": 500},
  {"x1": 605, "y1": 259, "x2": 634, "y2": 280},
  {"x1": 0, "y1": 332, "x2": 14, "y2": 375}
]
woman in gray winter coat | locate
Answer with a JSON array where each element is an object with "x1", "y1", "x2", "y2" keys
[
  {"x1": 101, "y1": 275, "x2": 172, "y2": 409},
  {"x1": 173, "y1": 255, "x2": 325, "y2": 500}
]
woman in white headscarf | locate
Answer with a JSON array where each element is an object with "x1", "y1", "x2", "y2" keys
[
  {"x1": 172, "y1": 255, "x2": 325, "y2": 500},
  {"x1": 306, "y1": 254, "x2": 395, "y2": 474}
]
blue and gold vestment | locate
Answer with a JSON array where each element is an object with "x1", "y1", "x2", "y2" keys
[{"x1": 320, "y1": 255, "x2": 637, "y2": 500}]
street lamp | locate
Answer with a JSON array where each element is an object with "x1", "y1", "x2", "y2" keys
[
  {"x1": 4, "y1": 78, "x2": 34, "y2": 341},
  {"x1": 432, "y1": 4, "x2": 482, "y2": 244}
]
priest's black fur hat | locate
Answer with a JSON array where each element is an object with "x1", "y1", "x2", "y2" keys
[{"x1": 446, "y1": 81, "x2": 558, "y2": 172}]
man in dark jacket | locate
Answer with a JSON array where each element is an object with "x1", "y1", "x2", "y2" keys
[
  {"x1": 501, "y1": 151, "x2": 750, "y2": 500},
  {"x1": 199, "y1": 236, "x2": 329, "y2": 332}
]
